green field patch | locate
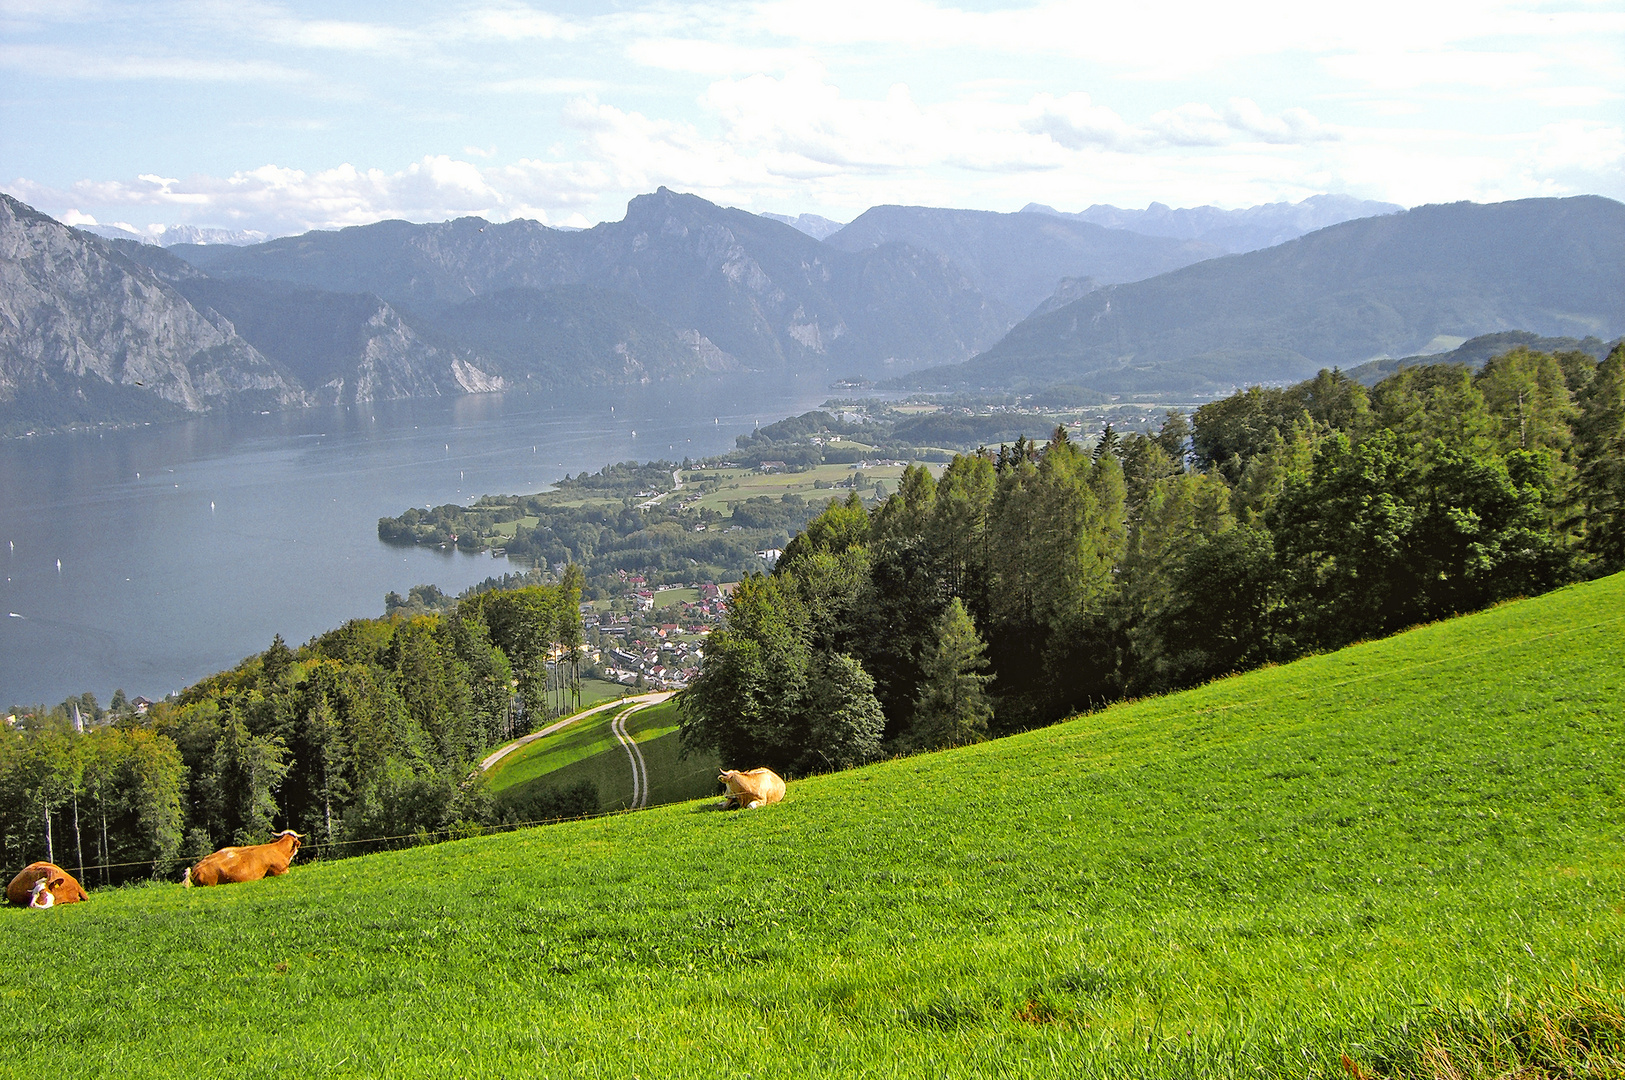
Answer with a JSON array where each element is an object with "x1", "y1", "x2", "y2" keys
[
  {"x1": 575, "y1": 676, "x2": 629, "y2": 708},
  {"x1": 688, "y1": 462, "x2": 917, "y2": 511},
  {"x1": 10, "y1": 575, "x2": 1625, "y2": 1077},
  {"x1": 490, "y1": 515, "x2": 540, "y2": 537},
  {"x1": 484, "y1": 703, "x2": 639, "y2": 793},
  {"x1": 489, "y1": 700, "x2": 719, "y2": 816},
  {"x1": 509, "y1": 702, "x2": 720, "y2": 813},
  {"x1": 652, "y1": 587, "x2": 699, "y2": 609}
]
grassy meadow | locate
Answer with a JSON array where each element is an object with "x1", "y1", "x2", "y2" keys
[
  {"x1": 4, "y1": 575, "x2": 1624, "y2": 1077},
  {"x1": 487, "y1": 700, "x2": 721, "y2": 814}
]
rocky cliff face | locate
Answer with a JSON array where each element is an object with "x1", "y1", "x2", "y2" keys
[
  {"x1": 0, "y1": 194, "x2": 304, "y2": 426},
  {"x1": 175, "y1": 277, "x2": 504, "y2": 406}
]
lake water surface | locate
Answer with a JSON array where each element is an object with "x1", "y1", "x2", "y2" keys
[{"x1": 0, "y1": 375, "x2": 832, "y2": 708}]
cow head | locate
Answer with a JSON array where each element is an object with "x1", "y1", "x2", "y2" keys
[
  {"x1": 28, "y1": 879, "x2": 56, "y2": 909},
  {"x1": 273, "y1": 830, "x2": 305, "y2": 854}
]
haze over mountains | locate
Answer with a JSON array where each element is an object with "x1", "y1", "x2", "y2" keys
[
  {"x1": 1022, "y1": 194, "x2": 1403, "y2": 254},
  {"x1": 79, "y1": 223, "x2": 269, "y2": 247},
  {"x1": 823, "y1": 206, "x2": 1220, "y2": 317},
  {"x1": 3, "y1": 186, "x2": 1622, "y2": 431},
  {"x1": 907, "y1": 195, "x2": 1625, "y2": 395}
]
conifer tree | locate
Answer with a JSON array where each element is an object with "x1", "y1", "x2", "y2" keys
[
  {"x1": 906, "y1": 599, "x2": 993, "y2": 751},
  {"x1": 1577, "y1": 344, "x2": 1625, "y2": 570}
]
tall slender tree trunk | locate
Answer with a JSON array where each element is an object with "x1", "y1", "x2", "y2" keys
[
  {"x1": 323, "y1": 767, "x2": 334, "y2": 847},
  {"x1": 73, "y1": 792, "x2": 83, "y2": 883},
  {"x1": 100, "y1": 798, "x2": 109, "y2": 888},
  {"x1": 42, "y1": 794, "x2": 53, "y2": 864}
]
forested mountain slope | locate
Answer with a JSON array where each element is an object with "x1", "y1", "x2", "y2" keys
[
  {"x1": 177, "y1": 188, "x2": 1010, "y2": 372},
  {"x1": 906, "y1": 195, "x2": 1625, "y2": 394}
]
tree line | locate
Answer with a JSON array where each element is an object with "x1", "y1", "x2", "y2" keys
[
  {"x1": 679, "y1": 344, "x2": 1625, "y2": 773},
  {"x1": 1, "y1": 575, "x2": 585, "y2": 884}
]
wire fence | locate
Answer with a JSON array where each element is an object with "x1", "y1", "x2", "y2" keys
[
  {"x1": 9, "y1": 692, "x2": 692, "y2": 892},
  {"x1": 12, "y1": 806, "x2": 628, "y2": 888}
]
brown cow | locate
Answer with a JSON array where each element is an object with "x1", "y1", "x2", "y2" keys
[
  {"x1": 717, "y1": 768, "x2": 785, "y2": 809},
  {"x1": 6, "y1": 862, "x2": 89, "y2": 906},
  {"x1": 183, "y1": 831, "x2": 304, "y2": 888}
]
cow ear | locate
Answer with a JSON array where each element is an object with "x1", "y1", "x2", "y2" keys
[{"x1": 50, "y1": 877, "x2": 65, "y2": 888}]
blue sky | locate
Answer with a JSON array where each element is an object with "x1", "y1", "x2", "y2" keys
[{"x1": 3, "y1": 0, "x2": 1622, "y2": 237}]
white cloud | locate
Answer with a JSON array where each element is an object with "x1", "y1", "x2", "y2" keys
[
  {"x1": 7, "y1": 156, "x2": 556, "y2": 235},
  {"x1": 484, "y1": 76, "x2": 609, "y2": 95},
  {"x1": 1028, "y1": 93, "x2": 1337, "y2": 151},
  {"x1": 1024, "y1": 93, "x2": 1141, "y2": 152},
  {"x1": 0, "y1": 42, "x2": 315, "y2": 83},
  {"x1": 4, "y1": 0, "x2": 1620, "y2": 230},
  {"x1": 456, "y1": 5, "x2": 579, "y2": 42}
]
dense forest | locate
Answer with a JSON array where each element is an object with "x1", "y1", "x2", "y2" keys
[
  {"x1": 0, "y1": 576, "x2": 586, "y2": 884},
  {"x1": 679, "y1": 344, "x2": 1625, "y2": 773}
]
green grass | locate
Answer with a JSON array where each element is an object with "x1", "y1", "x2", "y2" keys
[
  {"x1": 501, "y1": 701, "x2": 722, "y2": 813},
  {"x1": 484, "y1": 702, "x2": 641, "y2": 794},
  {"x1": 8, "y1": 575, "x2": 1625, "y2": 1077},
  {"x1": 491, "y1": 515, "x2": 541, "y2": 537},
  {"x1": 575, "y1": 676, "x2": 629, "y2": 708},
  {"x1": 687, "y1": 463, "x2": 917, "y2": 510},
  {"x1": 486, "y1": 701, "x2": 720, "y2": 813}
]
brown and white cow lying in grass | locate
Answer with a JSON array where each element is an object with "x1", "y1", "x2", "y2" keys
[
  {"x1": 717, "y1": 768, "x2": 785, "y2": 809},
  {"x1": 184, "y1": 830, "x2": 304, "y2": 887},
  {"x1": 6, "y1": 862, "x2": 88, "y2": 907}
]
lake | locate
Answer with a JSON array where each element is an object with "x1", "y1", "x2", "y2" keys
[{"x1": 0, "y1": 375, "x2": 833, "y2": 708}]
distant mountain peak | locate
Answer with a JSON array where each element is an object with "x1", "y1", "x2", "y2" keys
[
  {"x1": 76, "y1": 221, "x2": 270, "y2": 247},
  {"x1": 760, "y1": 213, "x2": 847, "y2": 241},
  {"x1": 1021, "y1": 194, "x2": 1404, "y2": 253}
]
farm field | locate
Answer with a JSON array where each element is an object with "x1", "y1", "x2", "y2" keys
[
  {"x1": 575, "y1": 676, "x2": 628, "y2": 708},
  {"x1": 685, "y1": 461, "x2": 923, "y2": 511},
  {"x1": 7, "y1": 574, "x2": 1625, "y2": 1077}
]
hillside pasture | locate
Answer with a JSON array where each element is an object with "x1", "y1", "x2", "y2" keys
[
  {"x1": 5, "y1": 576, "x2": 1624, "y2": 1077},
  {"x1": 487, "y1": 700, "x2": 720, "y2": 815}
]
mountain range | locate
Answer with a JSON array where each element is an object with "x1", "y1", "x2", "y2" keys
[
  {"x1": 1022, "y1": 193, "x2": 1403, "y2": 254},
  {"x1": 79, "y1": 223, "x2": 269, "y2": 247},
  {"x1": 4, "y1": 187, "x2": 1622, "y2": 430},
  {"x1": 905, "y1": 195, "x2": 1625, "y2": 395},
  {"x1": 823, "y1": 205, "x2": 1220, "y2": 317}
]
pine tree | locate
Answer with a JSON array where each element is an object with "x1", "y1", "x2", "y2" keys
[
  {"x1": 1577, "y1": 344, "x2": 1625, "y2": 570},
  {"x1": 905, "y1": 599, "x2": 993, "y2": 751}
]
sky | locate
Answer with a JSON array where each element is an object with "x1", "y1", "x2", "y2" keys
[{"x1": 2, "y1": 0, "x2": 1622, "y2": 238}]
